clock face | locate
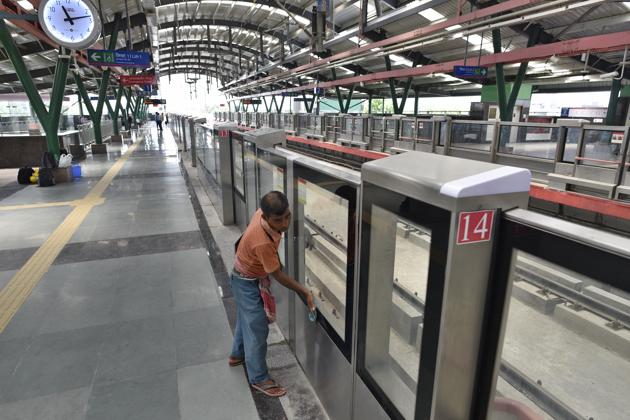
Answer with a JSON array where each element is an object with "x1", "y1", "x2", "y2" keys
[{"x1": 38, "y1": 0, "x2": 102, "y2": 50}]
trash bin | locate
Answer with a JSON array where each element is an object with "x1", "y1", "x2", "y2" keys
[{"x1": 71, "y1": 164, "x2": 81, "y2": 178}]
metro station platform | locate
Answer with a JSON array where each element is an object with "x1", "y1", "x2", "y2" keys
[{"x1": 0, "y1": 128, "x2": 325, "y2": 420}]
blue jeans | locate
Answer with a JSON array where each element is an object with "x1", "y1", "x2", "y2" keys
[{"x1": 230, "y1": 273, "x2": 270, "y2": 384}]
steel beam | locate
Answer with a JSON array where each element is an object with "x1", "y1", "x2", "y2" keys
[
  {"x1": 229, "y1": 30, "x2": 630, "y2": 99},
  {"x1": 0, "y1": 18, "x2": 69, "y2": 157},
  {"x1": 223, "y1": 0, "x2": 552, "y2": 93}
]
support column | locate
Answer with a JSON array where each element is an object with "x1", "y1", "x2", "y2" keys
[
  {"x1": 105, "y1": 86, "x2": 124, "y2": 141},
  {"x1": 605, "y1": 78, "x2": 622, "y2": 125},
  {"x1": 0, "y1": 19, "x2": 70, "y2": 159},
  {"x1": 414, "y1": 88, "x2": 420, "y2": 116},
  {"x1": 74, "y1": 13, "x2": 122, "y2": 149},
  {"x1": 368, "y1": 93, "x2": 373, "y2": 114}
]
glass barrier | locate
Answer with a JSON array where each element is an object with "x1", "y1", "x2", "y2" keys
[
  {"x1": 244, "y1": 141, "x2": 258, "y2": 221},
  {"x1": 257, "y1": 152, "x2": 287, "y2": 266},
  {"x1": 362, "y1": 206, "x2": 431, "y2": 419},
  {"x1": 232, "y1": 134, "x2": 245, "y2": 195},
  {"x1": 451, "y1": 122, "x2": 495, "y2": 152},
  {"x1": 492, "y1": 251, "x2": 630, "y2": 420},
  {"x1": 416, "y1": 120, "x2": 433, "y2": 143},
  {"x1": 299, "y1": 177, "x2": 350, "y2": 339},
  {"x1": 438, "y1": 120, "x2": 448, "y2": 146},
  {"x1": 578, "y1": 129, "x2": 624, "y2": 169},
  {"x1": 400, "y1": 119, "x2": 414, "y2": 143},
  {"x1": 562, "y1": 127, "x2": 582, "y2": 163},
  {"x1": 498, "y1": 124, "x2": 560, "y2": 160}
]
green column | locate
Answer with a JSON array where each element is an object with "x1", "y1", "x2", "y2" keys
[
  {"x1": 105, "y1": 86, "x2": 124, "y2": 135},
  {"x1": 73, "y1": 13, "x2": 121, "y2": 144},
  {"x1": 605, "y1": 78, "x2": 622, "y2": 125},
  {"x1": 0, "y1": 19, "x2": 69, "y2": 158},
  {"x1": 492, "y1": 29, "x2": 509, "y2": 121}
]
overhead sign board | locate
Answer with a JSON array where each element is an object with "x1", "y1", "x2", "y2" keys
[
  {"x1": 453, "y1": 65, "x2": 488, "y2": 78},
  {"x1": 281, "y1": 92, "x2": 299, "y2": 97},
  {"x1": 242, "y1": 99, "x2": 261, "y2": 105},
  {"x1": 88, "y1": 49, "x2": 152, "y2": 68},
  {"x1": 120, "y1": 75, "x2": 156, "y2": 86},
  {"x1": 144, "y1": 99, "x2": 167, "y2": 105}
]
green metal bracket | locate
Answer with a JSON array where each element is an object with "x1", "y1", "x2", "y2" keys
[
  {"x1": 0, "y1": 12, "x2": 37, "y2": 21},
  {"x1": 606, "y1": 78, "x2": 622, "y2": 125},
  {"x1": 105, "y1": 86, "x2": 124, "y2": 135},
  {"x1": 0, "y1": 19, "x2": 69, "y2": 158},
  {"x1": 492, "y1": 29, "x2": 509, "y2": 121},
  {"x1": 330, "y1": 68, "x2": 345, "y2": 113},
  {"x1": 342, "y1": 85, "x2": 355, "y2": 113},
  {"x1": 74, "y1": 13, "x2": 122, "y2": 143}
]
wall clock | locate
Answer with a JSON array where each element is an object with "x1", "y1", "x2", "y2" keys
[{"x1": 38, "y1": 0, "x2": 102, "y2": 50}]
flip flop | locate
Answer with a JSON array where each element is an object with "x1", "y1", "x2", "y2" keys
[
  {"x1": 251, "y1": 380, "x2": 287, "y2": 397},
  {"x1": 228, "y1": 356, "x2": 244, "y2": 367}
]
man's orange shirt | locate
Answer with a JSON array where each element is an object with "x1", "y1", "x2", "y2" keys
[{"x1": 234, "y1": 209, "x2": 282, "y2": 278}]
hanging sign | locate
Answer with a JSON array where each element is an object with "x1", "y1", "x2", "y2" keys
[
  {"x1": 453, "y1": 65, "x2": 488, "y2": 78},
  {"x1": 242, "y1": 99, "x2": 262, "y2": 105},
  {"x1": 456, "y1": 210, "x2": 495, "y2": 245},
  {"x1": 88, "y1": 49, "x2": 152, "y2": 68},
  {"x1": 120, "y1": 75, "x2": 156, "y2": 86},
  {"x1": 144, "y1": 99, "x2": 167, "y2": 105}
]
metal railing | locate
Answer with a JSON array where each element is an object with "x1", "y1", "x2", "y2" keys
[{"x1": 211, "y1": 111, "x2": 630, "y2": 202}]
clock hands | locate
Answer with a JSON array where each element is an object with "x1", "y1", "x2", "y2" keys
[
  {"x1": 64, "y1": 15, "x2": 91, "y2": 22},
  {"x1": 61, "y1": 6, "x2": 74, "y2": 25}
]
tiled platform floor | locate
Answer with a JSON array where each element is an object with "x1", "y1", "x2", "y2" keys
[{"x1": 0, "y1": 129, "x2": 259, "y2": 419}]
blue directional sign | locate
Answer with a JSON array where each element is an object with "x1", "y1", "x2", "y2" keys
[
  {"x1": 453, "y1": 65, "x2": 488, "y2": 78},
  {"x1": 143, "y1": 84, "x2": 152, "y2": 92},
  {"x1": 87, "y1": 49, "x2": 152, "y2": 68}
]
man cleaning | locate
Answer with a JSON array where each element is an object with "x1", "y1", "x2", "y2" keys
[{"x1": 229, "y1": 191, "x2": 315, "y2": 398}]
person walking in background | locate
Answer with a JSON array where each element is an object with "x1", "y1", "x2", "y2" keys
[
  {"x1": 229, "y1": 191, "x2": 315, "y2": 398},
  {"x1": 155, "y1": 112, "x2": 163, "y2": 132}
]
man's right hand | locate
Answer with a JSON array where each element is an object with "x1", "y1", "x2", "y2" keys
[{"x1": 304, "y1": 289, "x2": 316, "y2": 312}]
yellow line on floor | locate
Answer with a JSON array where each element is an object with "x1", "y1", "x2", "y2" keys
[
  {"x1": 0, "y1": 200, "x2": 79, "y2": 212},
  {"x1": 0, "y1": 142, "x2": 140, "y2": 333}
]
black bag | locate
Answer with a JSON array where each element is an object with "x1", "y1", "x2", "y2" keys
[
  {"x1": 17, "y1": 167, "x2": 34, "y2": 185},
  {"x1": 41, "y1": 151, "x2": 57, "y2": 169},
  {"x1": 38, "y1": 167, "x2": 55, "y2": 187}
]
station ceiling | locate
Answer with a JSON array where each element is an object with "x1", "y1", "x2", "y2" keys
[{"x1": 0, "y1": 0, "x2": 629, "y2": 99}]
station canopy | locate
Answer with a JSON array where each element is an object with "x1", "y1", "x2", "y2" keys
[{"x1": 0, "y1": 0, "x2": 629, "y2": 98}]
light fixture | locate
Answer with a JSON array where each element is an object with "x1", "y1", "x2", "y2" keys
[
  {"x1": 549, "y1": 55, "x2": 561, "y2": 64},
  {"x1": 598, "y1": 71, "x2": 619, "y2": 80},
  {"x1": 418, "y1": 8, "x2": 444, "y2": 22},
  {"x1": 17, "y1": 0, "x2": 34, "y2": 11}
]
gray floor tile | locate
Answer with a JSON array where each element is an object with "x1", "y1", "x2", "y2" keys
[
  {"x1": 0, "y1": 207, "x2": 73, "y2": 251},
  {"x1": 173, "y1": 307, "x2": 232, "y2": 368},
  {"x1": 94, "y1": 316, "x2": 176, "y2": 385},
  {"x1": 38, "y1": 263, "x2": 119, "y2": 335},
  {"x1": 0, "y1": 386, "x2": 90, "y2": 420},
  {"x1": 177, "y1": 360, "x2": 259, "y2": 420},
  {"x1": 110, "y1": 285, "x2": 173, "y2": 323},
  {"x1": 0, "y1": 325, "x2": 105, "y2": 404},
  {"x1": 0, "y1": 269, "x2": 17, "y2": 290},
  {"x1": 0, "y1": 337, "x2": 31, "y2": 400},
  {"x1": 86, "y1": 370, "x2": 180, "y2": 420},
  {"x1": 0, "y1": 267, "x2": 68, "y2": 342}
]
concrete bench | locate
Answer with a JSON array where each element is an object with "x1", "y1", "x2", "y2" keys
[{"x1": 548, "y1": 173, "x2": 617, "y2": 197}]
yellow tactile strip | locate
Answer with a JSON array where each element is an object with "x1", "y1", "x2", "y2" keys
[{"x1": 0, "y1": 142, "x2": 140, "y2": 333}]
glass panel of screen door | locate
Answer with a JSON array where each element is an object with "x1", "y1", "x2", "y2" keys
[
  {"x1": 364, "y1": 204, "x2": 431, "y2": 420},
  {"x1": 299, "y1": 177, "x2": 349, "y2": 339},
  {"x1": 491, "y1": 250, "x2": 630, "y2": 420}
]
